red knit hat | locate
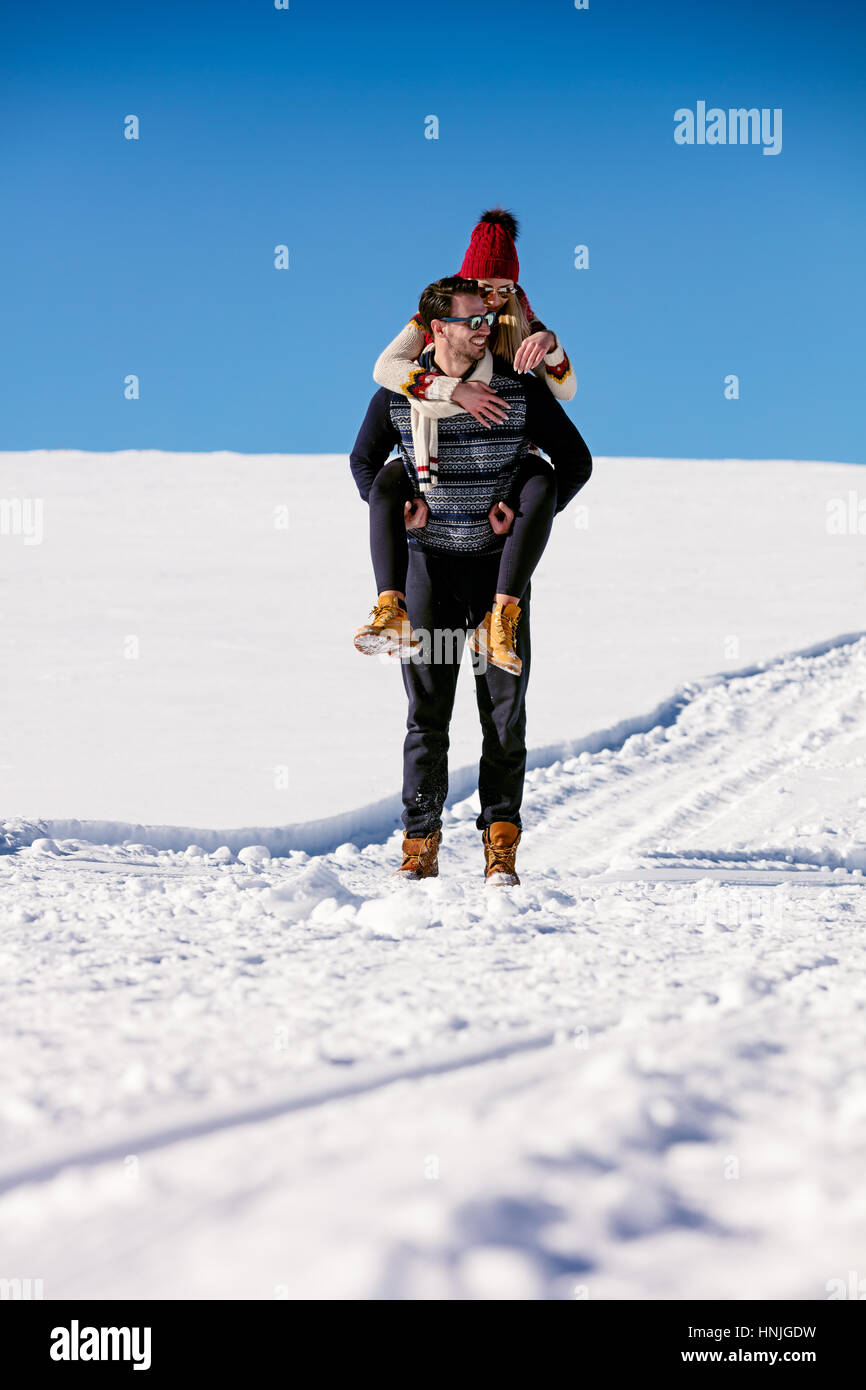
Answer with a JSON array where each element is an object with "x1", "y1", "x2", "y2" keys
[{"x1": 458, "y1": 208, "x2": 519, "y2": 281}]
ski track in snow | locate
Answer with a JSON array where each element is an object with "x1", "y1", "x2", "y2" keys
[{"x1": 1, "y1": 633, "x2": 865, "y2": 1298}]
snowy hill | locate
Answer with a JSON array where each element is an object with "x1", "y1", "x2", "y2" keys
[
  {"x1": 0, "y1": 450, "x2": 863, "y2": 838},
  {"x1": 1, "y1": 451, "x2": 864, "y2": 1300}
]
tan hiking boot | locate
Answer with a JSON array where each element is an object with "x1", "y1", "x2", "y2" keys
[
  {"x1": 482, "y1": 821, "x2": 522, "y2": 886},
  {"x1": 469, "y1": 611, "x2": 491, "y2": 663},
  {"x1": 354, "y1": 593, "x2": 419, "y2": 656},
  {"x1": 470, "y1": 603, "x2": 522, "y2": 675},
  {"x1": 393, "y1": 828, "x2": 440, "y2": 880}
]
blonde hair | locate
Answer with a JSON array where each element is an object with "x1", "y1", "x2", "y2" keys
[{"x1": 491, "y1": 290, "x2": 532, "y2": 364}]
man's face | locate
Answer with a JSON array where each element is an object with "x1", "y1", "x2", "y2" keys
[{"x1": 434, "y1": 292, "x2": 491, "y2": 361}]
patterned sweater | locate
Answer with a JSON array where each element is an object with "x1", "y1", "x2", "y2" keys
[{"x1": 350, "y1": 354, "x2": 592, "y2": 557}]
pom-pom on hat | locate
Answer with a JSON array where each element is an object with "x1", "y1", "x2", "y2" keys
[{"x1": 458, "y1": 208, "x2": 520, "y2": 282}]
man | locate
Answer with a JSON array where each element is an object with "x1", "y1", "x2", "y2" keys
[{"x1": 350, "y1": 277, "x2": 592, "y2": 886}]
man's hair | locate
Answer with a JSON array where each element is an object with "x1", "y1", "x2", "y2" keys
[{"x1": 418, "y1": 276, "x2": 480, "y2": 334}]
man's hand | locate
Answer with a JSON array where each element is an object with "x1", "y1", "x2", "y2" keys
[
  {"x1": 488, "y1": 499, "x2": 515, "y2": 535},
  {"x1": 513, "y1": 331, "x2": 556, "y2": 374},
  {"x1": 404, "y1": 497, "x2": 429, "y2": 530},
  {"x1": 452, "y1": 380, "x2": 510, "y2": 428}
]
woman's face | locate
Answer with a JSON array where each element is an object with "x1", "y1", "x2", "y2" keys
[{"x1": 477, "y1": 276, "x2": 516, "y2": 310}]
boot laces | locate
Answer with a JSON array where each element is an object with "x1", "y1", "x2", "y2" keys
[
  {"x1": 370, "y1": 596, "x2": 401, "y2": 624},
  {"x1": 492, "y1": 606, "x2": 518, "y2": 651},
  {"x1": 486, "y1": 836, "x2": 519, "y2": 875},
  {"x1": 401, "y1": 831, "x2": 437, "y2": 869}
]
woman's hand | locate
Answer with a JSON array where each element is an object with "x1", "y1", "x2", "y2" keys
[
  {"x1": 451, "y1": 380, "x2": 510, "y2": 427},
  {"x1": 513, "y1": 331, "x2": 556, "y2": 374},
  {"x1": 488, "y1": 500, "x2": 515, "y2": 535},
  {"x1": 404, "y1": 497, "x2": 429, "y2": 530}
]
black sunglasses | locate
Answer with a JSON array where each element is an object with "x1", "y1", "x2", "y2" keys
[{"x1": 437, "y1": 311, "x2": 497, "y2": 330}]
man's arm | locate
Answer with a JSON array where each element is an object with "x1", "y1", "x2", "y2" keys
[
  {"x1": 349, "y1": 388, "x2": 401, "y2": 502},
  {"x1": 522, "y1": 377, "x2": 592, "y2": 514}
]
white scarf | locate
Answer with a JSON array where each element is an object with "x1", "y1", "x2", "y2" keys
[{"x1": 410, "y1": 349, "x2": 494, "y2": 492}]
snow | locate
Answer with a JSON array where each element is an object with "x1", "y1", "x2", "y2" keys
[
  {"x1": 1, "y1": 450, "x2": 864, "y2": 1299},
  {"x1": 2, "y1": 450, "x2": 864, "y2": 835}
]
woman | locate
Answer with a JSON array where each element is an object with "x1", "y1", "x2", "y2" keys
[{"x1": 355, "y1": 209, "x2": 577, "y2": 675}]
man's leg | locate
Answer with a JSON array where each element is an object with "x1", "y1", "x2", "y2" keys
[
  {"x1": 470, "y1": 571, "x2": 532, "y2": 832},
  {"x1": 400, "y1": 548, "x2": 465, "y2": 837}
]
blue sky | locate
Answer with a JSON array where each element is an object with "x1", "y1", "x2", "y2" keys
[{"x1": 2, "y1": 0, "x2": 864, "y2": 461}]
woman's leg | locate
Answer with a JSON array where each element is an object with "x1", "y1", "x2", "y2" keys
[
  {"x1": 354, "y1": 458, "x2": 419, "y2": 655},
  {"x1": 368, "y1": 457, "x2": 413, "y2": 596},
  {"x1": 495, "y1": 455, "x2": 557, "y2": 603}
]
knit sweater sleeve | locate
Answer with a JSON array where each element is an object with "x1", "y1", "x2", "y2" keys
[
  {"x1": 517, "y1": 287, "x2": 577, "y2": 401},
  {"x1": 373, "y1": 316, "x2": 459, "y2": 404},
  {"x1": 531, "y1": 337, "x2": 577, "y2": 401}
]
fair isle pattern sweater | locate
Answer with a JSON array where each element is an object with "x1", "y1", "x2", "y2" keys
[
  {"x1": 392, "y1": 364, "x2": 531, "y2": 555},
  {"x1": 350, "y1": 355, "x2": 593, "y2": 558}
]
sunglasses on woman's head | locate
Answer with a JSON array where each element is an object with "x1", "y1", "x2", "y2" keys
[
  {"x1": 478, "y1": 283, "x2": 515, "y2": 299},
  {"x1": 438, "y1": 311, "x2": 497, "y2": 330}
]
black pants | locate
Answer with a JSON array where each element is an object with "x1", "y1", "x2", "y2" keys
[
  {"x1": 400, "y1": 547, "x2": 531, "y2": 838},
  {"x1": 369, "y1": 454, "x2": 556, "y2": 602}
]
